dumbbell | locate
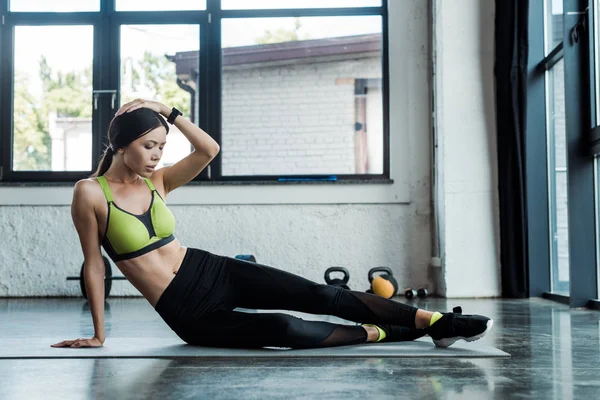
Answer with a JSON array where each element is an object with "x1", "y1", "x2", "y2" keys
[
  {"x1": 235, "y1": 254, "x2": 257, "y2": 262},
  {"x1": 366, "y1": 267, "x2": 398, "y2": 299},
  {"x1": 404, "y1": 287, "x2": 429, "y2": 299},
  {"x1": 324, "y1": 267, "x2": 351, "y2": 290},
  {"x1": 66, "y1": 256, "x2": 127, "y2": 299}
]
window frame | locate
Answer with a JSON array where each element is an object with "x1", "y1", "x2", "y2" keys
[
  {"x1": 528, "y1": 0, "x2": 599, "y2": 308},
  {"x1": 0, "y1": 0, "x2": 390, "y2": 184}
]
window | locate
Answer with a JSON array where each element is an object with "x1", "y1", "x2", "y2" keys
[
  {"x1": 547, "y1": 59, "x2": 569, "y2": 295},
  {"x1": 222, "y1": 0, "x2": 381, "y2": 10},
  {"x1": 120, "y1": 24, "x2": 200, "y2": 169},
  {"x1": 592, "y1": 0, "x2": 600, "y2": 298},
  {"x1": 116, "y1": 0, "x2": 206, "y2": 11},
  {"x1": 544, "y1": 0, "x2": 570, "y2": 295},
  {"x1": 220, "y1": 16, "x2": 384, "y2": 177},
  {"x1": 545, "y1": 0, "x2": 563, "y2": 53},
  {"x1": 0, "y1": 0, "x2": 388, "y2": 183},
  {"x1": 10, "y1": 0, "x2": 100, "y2": 12},
  {"x1": 13, "y1": 26, "x2": 94, "y2": 172}
]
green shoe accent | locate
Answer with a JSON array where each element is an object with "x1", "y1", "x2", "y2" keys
[
  {"x1": 429, "y1": 312, "x2": 443, "y2": 327},
  {"x1": 364, "y1": 324, "x2": 387, "y2": 342}
]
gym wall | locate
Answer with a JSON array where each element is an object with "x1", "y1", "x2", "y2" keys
[{"x1": 0, "y1": 0, "x2": 500, "y2": 298}]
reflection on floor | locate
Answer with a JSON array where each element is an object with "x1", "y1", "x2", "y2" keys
[{"x1": 0, "y1": 297, "x2": 598, "y2": 399}]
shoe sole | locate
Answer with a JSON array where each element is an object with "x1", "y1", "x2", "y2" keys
[{"x1": 432, "y1": 318, "x2": 494, "y2": 348}]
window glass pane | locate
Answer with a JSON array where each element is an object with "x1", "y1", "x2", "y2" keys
[
  {"x1": 10, "y1": 0, "x2": 100, "y2": 12},
  {"x1": 548, "y1": 59, "x2": 569, "y2": 294},
  {"x1": 220, "y1": 16, "x2": 383, "y2": 176},
  {"x1": 120, "y1": 25, "x2": 200, "y2": 169},
  {"x1": 116, "y1": 0, "x2": 206, "y2": 11},
  {"x1": 595, "y1": 0, "x2": 600, "y2": 119},
  {"x1": 545, "y1": 0, "x2": 563, "y2": 54},
  {"x1": 596, "y1": 157, "x2": 600, "y2": 299},
  {"x1": 594, "y1": 0, "x2": 600, "y2": 297},
  {"x1": 13, "y1": 26, "x2": 93, "y2": 171},
  {"x1": 222, "y1": 0, "x2": 381, "y2": 9}
]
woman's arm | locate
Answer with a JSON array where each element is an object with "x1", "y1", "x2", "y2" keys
[
  {"x1": 70, "y1": 180, "x2": 106, "y2": 344},
  {"x1": 157, "y1": 103, "x2": 220, "y2": 194},
  {"x1": 116, "y1": 99, "x2": 221, "y2": 195}
]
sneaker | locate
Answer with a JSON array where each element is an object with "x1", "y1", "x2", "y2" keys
[{"x1": 426, "y1": 306, "x2": 494, "y2": 348}]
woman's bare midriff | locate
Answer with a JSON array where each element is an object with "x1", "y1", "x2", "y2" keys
[
  {"x1": 91, "y1": 175, "x2": 188, "y2": 308},
  {"x1": 114, "y1": 239, "x2": 187, "y2": 308}
]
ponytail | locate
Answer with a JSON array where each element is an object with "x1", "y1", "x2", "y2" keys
[{"x1": 90, "y1": 147, "x2": 115, "y2": 178}]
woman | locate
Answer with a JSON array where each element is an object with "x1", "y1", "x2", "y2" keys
[{"x1": 52, "y1": 99, "x2": 493, "y2": 350}]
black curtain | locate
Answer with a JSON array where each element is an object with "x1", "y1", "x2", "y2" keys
[{"x1": 494, "y1": 0, "x2": 530, "y2": 298}]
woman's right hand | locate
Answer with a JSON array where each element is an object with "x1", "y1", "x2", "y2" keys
[{"x1": 51, "y1": 336, "x2": 104, "y2": 348}]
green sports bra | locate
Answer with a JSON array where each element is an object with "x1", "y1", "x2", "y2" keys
[{"x1": 97, "y1": 176, "x2": 176, "y2": 262}]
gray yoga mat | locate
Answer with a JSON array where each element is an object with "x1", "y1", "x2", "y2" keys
[{"x1": 0, "y1": 337, "x2": 509, "y2": 359}]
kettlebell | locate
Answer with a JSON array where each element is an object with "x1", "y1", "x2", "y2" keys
[
  {"x1": 324, "y1": 267, "x2": 351, "y2": 290},
  {"x1": 235, "y1": 254, "x2": 257, "y2": 263},
  {"x1": 367, "y1": 267, "x2": 398, "y2": 299},
  {"x1": 79, "y1": 256, "x2": 112, "y2": 300}
]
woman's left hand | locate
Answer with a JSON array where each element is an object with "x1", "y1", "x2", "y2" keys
[
  {"x1": 51, "y1": 336, "x2": 104, "y2": 348},
  {"x1": 115, "y1": 98, "x2": 169, "y2": 117}
]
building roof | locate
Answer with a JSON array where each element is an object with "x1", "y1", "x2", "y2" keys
[{"x1": 167, "y1": 33, "x2": 382, "y2": 79}]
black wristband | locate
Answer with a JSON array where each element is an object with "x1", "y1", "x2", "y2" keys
[{"x1": 167, "y1": 107, "x2": 182, "y2": 124}]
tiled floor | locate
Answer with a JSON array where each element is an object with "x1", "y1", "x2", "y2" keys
[{"x1": 0, "y1": 297, "x2": 598, "y2": 399}]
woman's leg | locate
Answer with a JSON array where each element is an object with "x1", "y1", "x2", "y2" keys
[
  {"x1": 156, "y1": 248, "x2": 425, "y2": 349},
  {"x1": 219, "y1": 257, "x2": 493, "y2": 348},
  {"x1": 221, "y1": 257, "x2": 426, "y2": 329},
  {"x1": 182, "y1": 310, "x2": 370, "y2": 349}
]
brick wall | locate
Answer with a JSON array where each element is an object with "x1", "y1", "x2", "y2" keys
[{"x1": 221, "y1": 56, "x2": 383, "y2": 176}]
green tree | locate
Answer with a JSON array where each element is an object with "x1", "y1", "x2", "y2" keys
[
  {"x1": 121, "y1": 51, "x2": 191, "y2": 116},
  {"x1": 255, "y1": 18, "x2": 311, "y2": 44},
  {"x1": 39, "y1": 56, "x2": 93, "y2": 118},
  {"x1": 13, "y1": 72, "x2": 51, "y2": 171},
  {"x1": 13, "y1": 56, "x2": 93, "y2": 170},
  {"x1": 13, "y1": 52, "x2": 191, "y2": 171}
]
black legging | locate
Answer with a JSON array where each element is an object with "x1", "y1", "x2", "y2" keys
[{"x1": 154, "y1": 247, "x2": 419, "y2": 349}]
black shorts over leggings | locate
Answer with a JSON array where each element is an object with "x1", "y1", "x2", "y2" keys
[{"x1": 154, "y1": 247, "x2": 418, "y2": 349}]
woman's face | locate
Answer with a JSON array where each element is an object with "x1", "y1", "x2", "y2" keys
[{"x1": 122, "y1": 126, "x2": 168, "y2": 177}]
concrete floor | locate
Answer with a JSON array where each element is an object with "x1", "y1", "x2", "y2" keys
[{"x1": 0, "y1": 297, "x2": 598, "y2": 399}]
